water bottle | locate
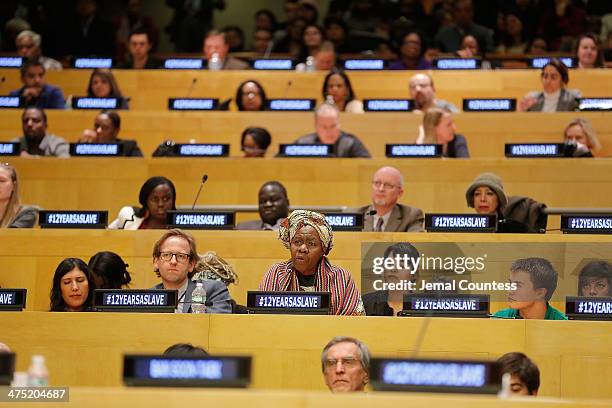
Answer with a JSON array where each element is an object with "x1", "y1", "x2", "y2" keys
[
  {"x1": 27, "y1": 355, "x2": 49, "y2": 387},
  {"x1": 305, "y1": 56, "x2": 315, "y2": 72},
  {"x1": 191, "y1": 281, "x2": 207, "y2": 314},
  {"x1": 208, "y1": 52, "x2": 222, "y2": 71}
]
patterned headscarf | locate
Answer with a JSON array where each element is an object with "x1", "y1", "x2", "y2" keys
[{"x1": 279, "y1": 210, "x2": 334, "y2": 254}]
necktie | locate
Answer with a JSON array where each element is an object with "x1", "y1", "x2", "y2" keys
[{"x1": 375, "y1": 217, "x2": 384, "y2": 232}]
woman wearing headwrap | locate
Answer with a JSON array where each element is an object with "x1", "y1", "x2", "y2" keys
[{"x1": 258, "y1": 210, "x2": 365, "y2": 315}]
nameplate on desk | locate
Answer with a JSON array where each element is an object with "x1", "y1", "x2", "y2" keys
[
  {"x1": 0, "y1": 289, "x2": 26, "y2": 311},
  {"x1": 252, "y1": 59, "x2": 293, "y2": 70},
  {"x1": 72, "y1": 57, "x2": 113, "y2": 69},
  {"x1": 401, "y1": 294, "x2": 490, "y2": 317},
  {"x1": 504, "y1": 143, "x2": 565, "y2": 158},
  {"x1": 71, "y1": 97, "x2": 120, "y2": 109},
  {"x1": 386, "y1": 144, "x2": 442, "y2": 158},
  {"x1": 463, "y1": 98, "x2": 516, "y2": 112},
  {"x1": 578, "y1": 98, "x2": 612, "y2": 111},
  {"x1": 0, "y1": 353, "x2": 15, "y2": 386},
  {"x1": 266, "y1": 99, "x2": 315, "y2": 111},
  {"x1": 343, "y1": 59, "x2": 385, "y2": 70},
  {"x1": 163, "y1": 58, "x2": 204, "y2": 70},
  {"x1": 247, "y1": 291, "x2": 331, "y2": 315},
  {"x1": 364, "y1": 99, "x2": 412, "y2": 112},
  {"x1": 168, "y1": 98, "x2": 218, "y2": 111},
  {"x1": 70, "y1": 143, "x2": 123, "y2": 156},
  {"x1": 123, "y1": 354, "x2": 251, "y2": 387},
  {"x1": 324, "y1": 213, "x2": 363, "y2": 231},
  {"x1": 0, "y1": 56, "x2": 22, "y2": 67},
  {"x1": 425, "y1": 214, "x2": 496, "y2": 233},
  {"x1": 278, "y1": 144, "x2": 331, "y2": 157},
  {"x1": 370, "y1": 358, "x2": 501, "y2": 394},
  {"x1": 39, "y1": 210, "x2": 108, "y2": 229},
  {"x1": 566, "y1": 296, "x2": 612, "y2": 320},
  {"x1": 0, "y1": 142, "x2": 19, "y2": 155},
  {"x1": 434, "y1": 58, "x2": 480, "y2": 70},
  {"x1": 560, "y1": 215, "x2": 612, "y2": 234},
  {"x1": 530, "y1": 57, "x2": 574, "y2": 68},
  {"x1": 167, "y1": 211, "x2": 235, "y2": 230},
  {"x1": 174, "y1": 143, "x2": 229, "y2": 157},
  {"x1": 0, "y1": 97, "x2": 21, "y2": 108},
  {"x1": 94, "y1": 289, "x2": 177, "y2": 313}
]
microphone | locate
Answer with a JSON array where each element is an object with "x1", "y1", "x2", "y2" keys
[
  {"x1": 191, "y1": 174, "x2": 208, "y2": 209},
  {"x1": 367, "y1": 209, "x2": 377, "y2": 216},
  {"x1": 0, "y1": 76, "x2": 5, "y2": 92},
  {"x1": 263, "y1": 40, "x2": 274, "y2": 58},
  {"x1": 186, "y1": 78, "x2": 198, "y2": 98},
  {"x1": 282, "y1": 80, "x2": 293, "y2": 98}
]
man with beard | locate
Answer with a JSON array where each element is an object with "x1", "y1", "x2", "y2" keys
[
  {"x1": 235, "y1": 181, "x2": 289, "y2": 230},
  {"x1": 361, "y1": 166, "x2": 423, "y2": 232},
  {"x1": 409, "y1": 73, "x2": 459, "y2": 113},
  {"x1": 12, "y1": 108, "x2": 69, "y2": 157}
]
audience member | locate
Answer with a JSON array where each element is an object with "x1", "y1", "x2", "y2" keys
[
  {"x1": 494, "y1": 257, "x2": 568, "y2": 320},
  {"x1": 519, "y1": 59, "x2": 580, "y2": 112},
  {"x1": 525, "y1": 37, "x2": 548, "y2": 54},
  {"x1": 165, "y1": 0, "x2": 225, "y2": 52},
  {"x1": 324, "y1": 16, "x2": 351, "y2": 54},
  {"x1": 322, "y1": 70, "x2": 363, "y2": 113},
  {"x1": 12, "y1": 108, "x2": 69, "y2": 157},
  {"x1": 465, "y1": 173, "x2": 530, "y2": 233},
  {"x1": 68, "y1": 0, "x2": 115, "y2": 56},
  {"x1": 235, "y1": 80, "x2": 267, "y2": 111},
  {"x1": 78, "y1": 110, "x2": 143, "y2": 157},
  {"x1": 252, "y1": 28, "x2": 273, "y2": 54},
  {"x1": 409, "y1": 73, "x2": 459, "y2": 113},
  {"x1": 49, "y1": 258, "x2": 95, "y2": 312},
  {"x1": 296, "y1": 41, "x2": 337, "y2": 71},
  {"x1": 203, "y1": 30, "x2": 249, "y2": 70},
  {"x1": 86, "y1": 69, "x2": 129, "y2": 110},
  {"x1": 298, "y1": 24, "x2": 326, "y2": 63},
  {"x1": 419, "y1": 108, "x2": 470, "y2": 158},
  {"x1": 108, "y1": 176, "x2": 176, "y2": 230},
  {"x1": 388, "y1": 31, "x2": 432, "y2": 70},
  {"x1": 15, "y1": 30, "x2": 62, "y2": 71},
  {"x1": 241, "y1": 127, "x2": 272, "y2": 158},
  {"x1": 2, "y1": 17, "x2": 31, "y2": 52},
  {"x1": 273, "y1": 17, "x2": 307, "y2": 56},
  {"x1": 434, "y1": 0, "x2": 494, "y2": 53},
  {"x1": 193, "y1": 251, "x2": 239, "y2": 286},
  {"x1": 563, "y1": 118, "x2": 601, "y2": 157},
  {"x1": 118, "y1": 29, "x2": 162, "y2": 69},
  {"x1": 321, "y1": 336, "x2": 370, "y2": 392},
  {"x1": 164, "y1": 343, "x2": 209, "y2": 355},
  {"x1": 576, "y1": 33, "x2": 604, "y2": 68},
  {"x1": 0, "y1": 163, "x2": 38, "y2": 228},
  {"x1": 344, "y1": 0, "x2": 379, "y2": 33},
  {"x1": 223, "y1": 25, "x2": 245, "y2": 52},
  {"x1": 235, "y1": 181, "x2": 289, "y2": 230},
  {"x1": 577, "y1": 260, "x2": 612, "y2": 297},
  {"x1": 87, "y1": 251, "x2": 132, "y2": 289},
  {"x1": 254, "y1": 9, "x2": 278, "y2": 33},
  {"x1": 9, "y1": 60, "x2": 65, "y2": 110},
  {"x1": 293, "y1": 104, "x2": 371, "y2": 157},
  {"x1": 362, "y1": 243, "x2": 420, "y2": 316},
  {"x1": 298, "y1": 0, "x2": 319, "y2": 25},
  {"x1": 259, "y1": 210, "x2": 365, "y2": 315},
  {"x1": 151, "y1": 229, "x2": 232, "y2": 313},
  {"x1": 536, "y1": 0, "x2": 587, "y2": 51},
  {"x1": 495, "y1": 12, "x2": 527, "y2": 55},
  {"x1": 361, "y1": 166, "x2": 424, "y2": 233},
  {"x1": 114, "y1": 0, "x2": 160, "y2": 60},
  {"x1": 497, "y1": 352, "x2": 540, "y2": 396}
]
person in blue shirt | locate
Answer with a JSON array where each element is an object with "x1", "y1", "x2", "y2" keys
[
  {"x1": 494, "y1": 257, "x2": 567, "y2": 320},
  {"x1": 9, "y1": 59, "x2": 65, "y2": 109}
]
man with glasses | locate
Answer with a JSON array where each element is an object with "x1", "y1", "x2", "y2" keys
[
  {"x1": 321, "y1": 336, "x2": 370, "y2": 392},
  {"x1": 360, "y1": 166, "x2": 424, "y2": 232},
  {"x1": 151, "y1": 229, "x2": 232, "y2": 313}
]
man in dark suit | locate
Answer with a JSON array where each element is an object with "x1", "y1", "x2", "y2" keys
[
  {"x1": 235, "y1": 181, "x2": 289, "y2": 230},
  {"x1": 151, "y1": 229, "x2": 232, "y2": 313},
  {"x1": 361, "y1": 166, "x2": 424, "y2": 232}
]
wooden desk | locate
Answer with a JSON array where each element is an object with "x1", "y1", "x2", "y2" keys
[{"x1": 2, "y1": 313, "x2": 611, "y2": 399}]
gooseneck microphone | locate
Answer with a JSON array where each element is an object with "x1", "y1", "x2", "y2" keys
[
  {"x1": 282, "y1": 80, "x2": 293, "y2": 98},
  {"x1": 191, "y1": 174, "x2": 209, "y2": 209},
  {"x1": 186, "y1": 78, "x2": 198, "y2": 98}
]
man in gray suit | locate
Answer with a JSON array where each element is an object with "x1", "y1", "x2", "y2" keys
[
  {"x1": 361, "y1": 166, "x2": 424, "y2": 232},
  {"x1": 235, "y1": 181, "x2": 289, "y2": 230},
  {"x1": 203, "y1": 30, "x2": 249, "y2": 70},
  {"x1": 151, "y1": 229, "x2": 232, "y2": 313}
]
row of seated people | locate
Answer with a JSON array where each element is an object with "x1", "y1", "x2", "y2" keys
[
  {"x1": 14, "y1": 216, "x2": 611, "y2": 319},
  {"x1": 8, "y1": 106, "x2": 603, "y2": 158},
  {"x1": 7, "y1": 56, "x2": 595, "y2": 113}
]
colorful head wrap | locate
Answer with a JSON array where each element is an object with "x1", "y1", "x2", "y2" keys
[{"x1": 279, "y1": 210, "x2": 334, "y2": 255}]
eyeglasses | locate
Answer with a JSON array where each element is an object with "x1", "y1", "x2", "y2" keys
[
  {"x1": 159, "y1": 252, "x2": 191, "y2": 263},
  {"x1": 324, "y1": 356, "x2": 360, "y2": 370},
  {"x1": 372, "y1": 181, "x2": 399, "y2": 190}
]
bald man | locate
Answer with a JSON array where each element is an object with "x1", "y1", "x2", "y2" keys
[
  {"x1": 361, "y1": 166, "x2": 424, "y2": 232},
  {"x1": 409, "y1": 73, "x2": 459, "y2": 113},
  {"x1": 293, "y1": 104, "x2": 371, "y2": 157}
]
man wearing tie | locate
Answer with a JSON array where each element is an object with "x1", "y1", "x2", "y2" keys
[{"x1": 360, "y1": 166, "x2": 424, "y2": 232}]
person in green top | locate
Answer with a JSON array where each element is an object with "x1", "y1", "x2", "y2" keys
[{"x1": 494, "y1": 257, "x2": 568, "y2": 320}]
